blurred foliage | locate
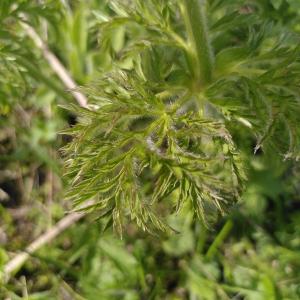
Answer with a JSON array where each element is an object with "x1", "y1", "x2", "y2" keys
[{"x1": 0, "y1": 0, "x2": 300, "y2": 299}]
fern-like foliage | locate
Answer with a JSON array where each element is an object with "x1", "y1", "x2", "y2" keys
[{"x1": 62, "y1": 0, "x2": 300, "y2": 235}]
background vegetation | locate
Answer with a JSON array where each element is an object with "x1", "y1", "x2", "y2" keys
[{"x1": 1, "y1": 0, "x2": 300, "y2": 299}]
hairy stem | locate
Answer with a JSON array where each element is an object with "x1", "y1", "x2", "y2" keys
[{"x1": 181, "y1": 0, "x2": 214, "y2": 87}]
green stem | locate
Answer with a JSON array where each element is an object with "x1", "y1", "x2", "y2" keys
[
  {"x1": 205, "y1": 219, "x2": 233, "y2": 260},
  {"x1": 181, "y1": 0, "x2": 214, "y2": 88}
]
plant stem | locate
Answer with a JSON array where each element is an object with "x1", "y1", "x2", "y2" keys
[
  {"x1": 3, "y1": 210, "x2": 85, "y2": 282},
  {"x1": 181, "y1": 0, "x2": 214, "y2": 88},
  {"x1": 205, "y1": 219, "x2": 233, "y2": 260},
  {"x1": 20, "y1": 19, "x2": 88, "y2": 108}
]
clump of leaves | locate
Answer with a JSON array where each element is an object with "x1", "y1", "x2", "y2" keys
[{"x1": 62, "y1": 0, "x2": 300, "y2": 235}]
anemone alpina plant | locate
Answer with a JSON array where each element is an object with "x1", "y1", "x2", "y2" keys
[{"x1": 62, "y1": 0, "x2": 300, "y2": 235}]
